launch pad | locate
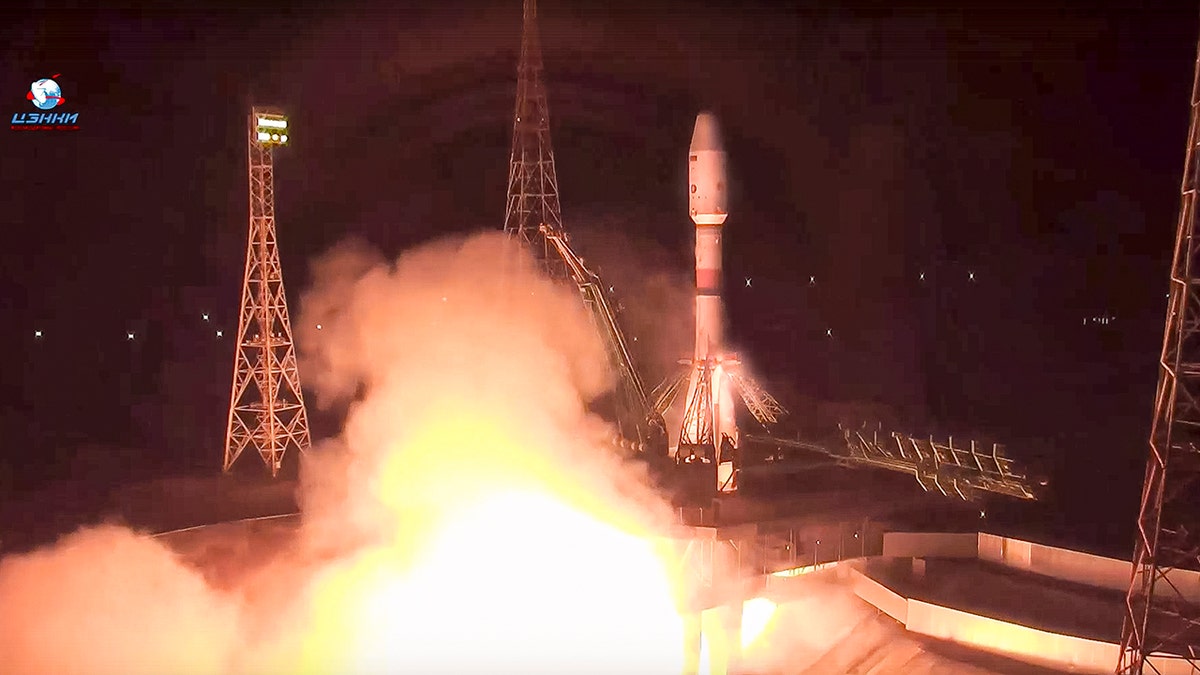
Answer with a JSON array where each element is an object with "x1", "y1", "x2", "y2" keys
[{"x1": 148, "y1": 480, "x2": 1118, "y2": 675}]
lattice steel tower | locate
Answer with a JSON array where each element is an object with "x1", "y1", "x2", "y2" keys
[
  {"x1": 504, "y1": 0, "x2": 566, "y2": 278},
  {"x1": 1120, "y1": 27, "x2": 1200, "y2": 674},
  {"x1": 223, "y1": 109, "x2": 311, "y2": 477}
]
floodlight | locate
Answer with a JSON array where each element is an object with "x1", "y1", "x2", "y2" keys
[{"x1": 254, "y1": 112, "x2": 290, "y2": 146}]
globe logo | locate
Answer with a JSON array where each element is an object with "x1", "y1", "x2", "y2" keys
[{"x1": 27, "y1": 76, "x2": 65, "y2": 110}]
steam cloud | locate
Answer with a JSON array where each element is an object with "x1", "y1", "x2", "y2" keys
[
  {"x1": 292, "y1": 232, "x2": 673, "y2": 546},
  {"x1": 0, "y1": 525, "x2": 240, "y2": 675},
  {"x1": 0, "y1": 231, "x2": 684, "y2": 674}
]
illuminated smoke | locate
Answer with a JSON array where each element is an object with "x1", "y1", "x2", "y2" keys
[
  {"x1": 0, "y1": 231, "x2": 688, "y2": 674},
  {"x1": 0, "y1": 525, "x2": 240, "y2": 675},
  {"x1": 561, "y1": 213, "x2": 695, "y2": 386},
  {"x1": 290, "y1": 233, "x2": 676, "y2": 545},
  {"x1": 275, "y1": 231, "x2": 685, "y2": 672}
]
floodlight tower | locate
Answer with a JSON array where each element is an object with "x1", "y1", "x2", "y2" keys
[
  {"x1": 504, "y1": 0, "x2": 566, "y2": 279},
  {"x1": 223, "y1": 109, "x2": 311, "y2": 477},
  {"x1": 1119, "y1": 29, "x2": 1200, "y2": 673}
]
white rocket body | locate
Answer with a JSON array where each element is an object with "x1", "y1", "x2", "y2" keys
[
  {"x1": 680, "y1": 111, "x2": 740, "y2": 491},
  {"x1": 689, "y1": 112, "x2": 727, "y2": 358}
]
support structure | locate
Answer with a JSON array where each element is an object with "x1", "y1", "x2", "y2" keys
[
  {"x1": 224, "y1": 109, "x2": 311, "y2": 477},
  {"x1": 654, "y1": 353, "x2": 785, "y2": 497},
  {"x1": 671, "y1": 522, "x2": 756, "y2": 675},
  {"x1": 540, "y1": 224, "x2": 669, "y2": 454},
  {"x1": 504, "y1": 0, "x2": 566, "y2": 279},
  {"x1": 743, "y1": 426, "x2": 1042, "y2": 502},
  {"x1": 502, "y1": 0, "x2": 668, "y2": 458},
  {"x1": 1119, "y1": 29, "x2": 1200, "y2": 673}
]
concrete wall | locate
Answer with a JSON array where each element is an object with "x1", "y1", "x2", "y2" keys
[
  {"x1": 976, "y1": 533, "x2": 1200, "y2": 605},
  {"x1": 1146, "y1": 654, "x2": 1200, "y2": 675},
  {"x1": 878, "y1": 532, "x2": 1200, "y2": 605},
  {"x1": 905, "y1": 599, "x2": 1119, "y2": 674},
  {"x1": 1160, "y1": 567, "x2": 1200, "y2": 605},
  {"x1": 856, "y1": 531, "x2": 1200, "y2": 673},
  {"x1": 845, "y1": 563, "x2": 1119, "y2": 674},
  {"x1": 788, "y1": 530, "x2": 1200, "y2": 674},
  {"x1": 881, "y1": 531, "x2": 978, "y2": 559},
  {"x1": 848, "y1": 567, "x2": 907, "y2": 624},
  {"x1": 978, "y1": 533, "x2": 1130, "y2": 593}
]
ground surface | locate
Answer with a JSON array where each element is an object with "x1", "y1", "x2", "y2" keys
[
  {"x1": 864, "y1": 556, "x2": 1125, "y2": 644},
  {"x1": 0, "y1": 470, "x2": 298, "y2": 553},
  {"x1": 153, "y1": 514, "x2": 1079, "y2": 674}
]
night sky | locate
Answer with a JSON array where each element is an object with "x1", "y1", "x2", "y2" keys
[{"x1": 2, "y1": 3, "x2": 1197, "y2": 554}]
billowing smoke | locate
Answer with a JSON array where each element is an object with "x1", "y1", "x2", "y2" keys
[
  {"x1": 0, "y1": 525, "x2": 240, "y2": 674},
  {"x1": 0, "y1": 231, "x2": 688, "y2": 674},
  {"x1": 291, "y1": 232, "x2": 674, "y2": 546},
  {"x1": 562, "y1": 212, "x2": 695, "y2": 388}
]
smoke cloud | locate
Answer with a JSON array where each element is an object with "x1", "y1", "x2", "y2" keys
[
  {"x1": 562, "y1": 210, "x2": 695, "y2": 388},
  {"x1": 0, "y1": 524, "x2": 240, "y2": 674},
  {"x1": 0, "y1": 231, "x2": 686, "y2": 673},
  {"x1": 292, "y1": 232, "x2": 673, "y2": 546}
]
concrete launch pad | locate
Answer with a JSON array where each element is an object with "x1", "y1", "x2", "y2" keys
[
  {"x1": 141, "y1": 477, "x2": 1152, "y2": 675},
  {"x1": 153, "y1": 515, "x2": 1093, "y2": 674},
  {"x1": 862, "y1": 555, "x2": 1123, "y2": 644}
]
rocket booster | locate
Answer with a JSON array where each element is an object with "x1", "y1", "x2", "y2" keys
[{"x1": 689, "y1": 112, "x2": 727, "y2": 359}]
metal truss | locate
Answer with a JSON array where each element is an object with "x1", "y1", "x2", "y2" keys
[
  {"x1": 539, "y1": 223, "x2": 668, "y2": 453},
  {"x1": 839, "y1": 424, "x2": 1039, "y2": 501},
  {"x1": 654, "y1": 360, "x2": 787, "y2": 430},
  {"x1": 651, "y1": 365, "x2": 691, "y2": 417},
  {"x1": 503, "y1": 0, "x2": 566, "y2": 280},
  {"x1": 727, "y1": 369, "x2": 786, "y2": 427},
  {"x1": 501, "y1": 1, "x2": 668, "y2": 457},
  {"x1": 679, "y1": 359, "x2": 716, "y2": 451},
  {"x1": 223, "y1": 108, "x2": 311, "y2": 477},
  {"x1": 744, "y1": 424, "x2": 1042, "y2": 502},
  {"x1": 1120, "y1": 25, "x2": 1200, "y2": 674},
  {"x1": 656, "y1": 357, "x2": 786, "y2": 491}
]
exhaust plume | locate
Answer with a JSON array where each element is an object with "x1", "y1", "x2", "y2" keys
[
  {"x1": 0, "y1": 231, "x2": 689, "y2": 674},
  {"x1": 0, "y1": 524, "x2": 240, "y2": 674}
]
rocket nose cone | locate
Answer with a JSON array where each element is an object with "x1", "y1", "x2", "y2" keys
[{"x1": 690, "y1": 111, "x2": 723, "y2": 153}]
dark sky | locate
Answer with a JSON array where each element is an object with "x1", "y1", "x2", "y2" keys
[{"x1": 2, "y1": 2, "x2": 1197, "y2": 552}]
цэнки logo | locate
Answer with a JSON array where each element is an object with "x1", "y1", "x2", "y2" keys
[
  {"x1": 12, "y1": 73, "x2": 78, "y2": 131},
  {"x1": 27, "y1": 75, "x2": 65, "y2": 110}
]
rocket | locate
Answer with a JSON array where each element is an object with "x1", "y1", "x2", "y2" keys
[
  {"x1": 689, "y1": 111, "x2": 727, "y2": 358},
  {"x1": 679, "y1": 111, "x2": 741, "y2": 492}
]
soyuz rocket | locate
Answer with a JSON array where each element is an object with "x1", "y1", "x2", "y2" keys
[
  {"x1": 689, "y1": 112, "x2": 727, "y2": 364},
  {"x1": 678, "y1": 111, "x2": 741, "y2": 493}
]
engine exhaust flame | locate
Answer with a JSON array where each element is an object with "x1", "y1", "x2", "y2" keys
[
  {"x1": 298, "y1": 491, "x2": 684, "y2": 673},
  {"x1": 0, "y1": 232, "x2": 705, "y2": 674}
]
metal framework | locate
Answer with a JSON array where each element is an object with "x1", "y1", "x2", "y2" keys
[
  {"x1": 743, "y1": 426, "x2": 1041, "y2": 502},
  {"x1": 679, "y1": 360, "x2": 716, "y2": 452},
  {"x1": 1120, "y1": 28, "x2": 1200, "y2": 673},
  {"x1": 839, "y1": 426, "x2": 1038, "y2": 501},
  {"x1": 502, "y1": 0, "x2": 669, "y2": 458},
  {"x1": 728, "y1": 368, "x2": 786, "y2": 427},
  {"x1": 539, "y1": 224, "x2": 669, "y2": 453},
  {"x1": 654, "y1": 359, "x2": 786, "y2": 431},
  {"x1": 504, "y1": 0, "x2": 565, "y2": 278},
  {"x1": 654, "y1": 358, "x2": 786, "y2": 492},
  {"x1": 223, "y1": 108, "x2": 311, "y2": 477}
]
